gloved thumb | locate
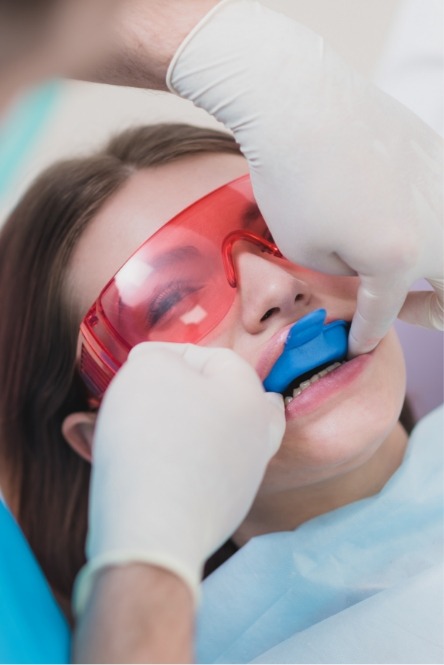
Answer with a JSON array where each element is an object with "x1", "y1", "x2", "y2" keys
[
  {"x1": 263, "y1": 391, "x2": 285, "y2": 456},
  {"x1": 349, "y1": 273, "x2": 409, "y2": 357},
  {"x1": 397, "y1": 278, "x2": 444, "y2": 329},
  {"x1": 128, "y1": 341, "x2": 238, "y2": 376}
]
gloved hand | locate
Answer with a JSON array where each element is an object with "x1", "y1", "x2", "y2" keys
[
  {"x1": 73, "y1": 342, "x2": 285, "y2": 614},
  {"x1": 167, "y1": 0, "x2": 444, "y2": 356}
]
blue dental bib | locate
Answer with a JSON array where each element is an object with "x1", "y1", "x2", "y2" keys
[{"x1": 263, "y1": 309, "x2": 350, "y2": 393}]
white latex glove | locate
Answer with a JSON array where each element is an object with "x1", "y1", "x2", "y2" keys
[
  {"x1": 167, "y1": 0, "x2": 444, "y2": 356},
  {"x1": 73, "y1": 342, "x2": 285, "y2": 614}
]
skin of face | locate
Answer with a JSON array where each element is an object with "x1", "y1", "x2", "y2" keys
[{"x1": 66, "y1": 153, "x2": 408, "y2": 537}]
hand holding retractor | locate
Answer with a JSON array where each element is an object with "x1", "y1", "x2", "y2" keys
[
  {"x1": 167, "y1": 0, "x2": 444, "y2": 356},
  {"x1": 74, "y1": 342, "x2": 285, "y2": 614}
]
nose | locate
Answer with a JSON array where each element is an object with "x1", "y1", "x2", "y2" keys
[{"x1": 232, "y1": 242, "x2": 312, "y2": 334}]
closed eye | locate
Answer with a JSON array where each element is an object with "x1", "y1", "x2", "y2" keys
[{"x1": 146, "y1": 282, "x2": 204, "y2": 327}]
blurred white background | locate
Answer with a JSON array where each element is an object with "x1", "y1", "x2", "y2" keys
[
  {"x1": 1, "y1": 0, "x2": 442, "y2": 420},
  {"x1": 0, "y1": 0, "x2": 402, "y2": 220}
]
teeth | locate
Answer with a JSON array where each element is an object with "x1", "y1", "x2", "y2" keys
[{"x1": 285, "y1": 362, "x2": 345, "y2": 406}]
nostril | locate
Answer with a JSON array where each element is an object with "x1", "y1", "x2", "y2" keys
[
  {"x1": 295, "y1": 294, "x2": 304, "y2": 302},
  {"x1": 261, "y1": 307, "x2": 280, "y2": 322}
]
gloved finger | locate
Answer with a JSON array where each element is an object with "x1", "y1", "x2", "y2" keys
[
  {"x1": 183, "y1": 345, "x2": 257, "y2": 381},
  {"x1": 181, "y1": 344, "x2": 246, "y2": 378},
  {"x1": 127, "y1": 342, "x2": 227, "y2": 383},
  {"x1": 348, "y1": 274, "x2": 409, "y2": 357},
  {"x1": 137, "y1": 341, "x2": 264, "y2": 385},
  {"x1": 128, "y1": 341, "x2": 236, "y2": 376},
  {"x1": 398, "y1": 279, "x2": 444, "y2": 329},
  {"x1": 128, "y1": 341, "x2": 193, "y2": 363},
  {"x1": 129, "y1": 342, "x2": 285, "y2": 447},
  {"x1": 128, "y1": 342, "x2": 265, "y2": 393},
  {"x1": 186, "y1": 346, "x2": 286, "y2": 456},
  {"x1": 263, "y1": 392, "x2": 286, "y2": 455}
]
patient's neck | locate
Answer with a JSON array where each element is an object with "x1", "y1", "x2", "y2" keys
[{"x1": 233, "y1": 421, "x2": 408, "y2": 547}]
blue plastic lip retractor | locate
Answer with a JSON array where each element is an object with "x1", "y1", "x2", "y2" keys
[{"x1": 263, "y1": 308, "x2": 350, "y2": 393}]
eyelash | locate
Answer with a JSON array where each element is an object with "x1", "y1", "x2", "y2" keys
[
  {"x1": 147, "y1": 282, "x2": 203, "y2": 327},
  {"x1": 263, "y1": 229, "x2": 275, "y2": 244}
]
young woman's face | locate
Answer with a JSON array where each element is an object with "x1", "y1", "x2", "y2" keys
[{"x1": 67, "y1": 153, "x2": 406, "y2": 493}]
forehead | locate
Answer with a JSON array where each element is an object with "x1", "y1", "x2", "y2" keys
[{"x1": 66, "y1": 152, "x2": 248, "y2": 317}]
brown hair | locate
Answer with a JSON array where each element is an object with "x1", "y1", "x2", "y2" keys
[{"x1": 0, "y1": 123, "x2": 241, "y2": 605}]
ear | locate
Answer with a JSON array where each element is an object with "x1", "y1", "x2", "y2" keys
[{"x1": 62, "y1": 412, "x2": 97, "y2": 463}]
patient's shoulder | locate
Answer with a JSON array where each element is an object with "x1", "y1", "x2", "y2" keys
[{"x1": 409, "y1": 404, "x2": 444, "y2": 448}]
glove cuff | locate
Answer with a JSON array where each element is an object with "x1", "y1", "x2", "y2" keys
[
  {"x1": 73, "y1": 551, "x2": 201, "y2": 618},
  {"x1": 166, "y1": 0, "x2": 238, "y2": 94}
]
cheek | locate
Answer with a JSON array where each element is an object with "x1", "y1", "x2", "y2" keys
[
  {"x1": 297, "y1": 269, "x2": 359, "y2": 299},
  {"x1": 317, "y1": 275, "x2": 360, "y2": 319}
]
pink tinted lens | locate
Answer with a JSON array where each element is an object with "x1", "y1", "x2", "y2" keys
[{"x1": 79, "y1": 175, "x2": 269, "y2": 403}]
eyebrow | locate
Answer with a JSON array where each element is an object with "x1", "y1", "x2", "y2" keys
[
  {"x1": 150, "y1": 204, "x2": 262, "y2": 267},
  {"x1": 122, "y1": 205, "x2": 261, "y2": 282},
  {"x1": 240, "y1": 203, "x2": 262, "y2": 229},
  {"x1": 149, "y1": 244, "x2": 203, "y2": 269}
]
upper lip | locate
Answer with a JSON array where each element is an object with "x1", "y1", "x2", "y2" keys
[
  {"x1": 255, "y1": 321, "x2": 299, "y2": 382},
  {"x1": 255, "y1": 313, "x2": 350, "y2": 385}
]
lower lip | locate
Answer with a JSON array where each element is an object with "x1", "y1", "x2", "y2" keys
[{"x1": 284, "y1": 352, "x2": 372, "y2": 419}]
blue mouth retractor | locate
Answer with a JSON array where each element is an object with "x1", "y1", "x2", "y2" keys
[{"x1": 263, "y1": 309, "x2": 350, "y2": 393}]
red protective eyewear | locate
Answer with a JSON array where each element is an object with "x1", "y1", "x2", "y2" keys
[{"x1": 78, "y1": 175, "x2": 283, "y2": 406}]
